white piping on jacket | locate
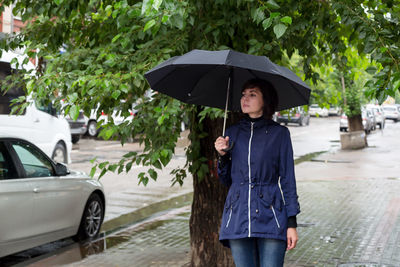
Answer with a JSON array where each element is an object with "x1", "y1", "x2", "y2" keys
[
  {"x1": 248, "y1": 122, "x2": 254, "y2": 237},
  {"x1": 271, "y1": 205, "x2": 281, "y2": 228},
  {"x1": 278, "y1": 176, "x2": 286, "y2": 205},
  {"x1": 226, "y1": 205, "x2": 233, "y2": 228}
]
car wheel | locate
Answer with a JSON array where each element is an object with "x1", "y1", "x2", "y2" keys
[
  {"x1": 52, "y1": 142, "x2": 67, "y2": 163},
  {"x1": 87, "y1": 120, "x2": 98, "y2": 137},
  {"x1": 72, "y1": 135, "x2": 80, "y2": 144},
  {"x1": 75, "y1": 193, "x2": 104, "y2": 241}
]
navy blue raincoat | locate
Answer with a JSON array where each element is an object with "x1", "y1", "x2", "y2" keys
[{"x1": 218, "y1": 118, "x2": 300, "y2": 246}]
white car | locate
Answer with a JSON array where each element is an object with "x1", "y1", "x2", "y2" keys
[
  {"x1": 366, "y1": 104, "x2": 385, "y2": 129},
  {"x1": 0, "y1": 96, "x2": 72, "y2": 163},
  {"x1": 309, "y1": 104, "x2": 329, "y2": 117},
  {"x1": 85, "y1": 105, "x2": 137, "y2": 137},
  {"x1": 0, "y1": 137, "x2": 105, "y2": 258},
  {"x1": 382, "y1": 105, "x2": 400, "y2": 122}
]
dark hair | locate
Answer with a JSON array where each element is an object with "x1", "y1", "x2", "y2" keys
[{"x1": 241, "y1": 79, "x2": 278, "y2": 119}]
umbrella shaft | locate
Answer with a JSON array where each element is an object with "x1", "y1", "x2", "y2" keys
[{"x1": 222, "y1": 75, "x2": 231, "y2": 136}]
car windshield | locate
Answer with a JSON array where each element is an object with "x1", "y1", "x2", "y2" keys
[{"x1": 383, "y1": 107, "x2": 396, "y2": 112}]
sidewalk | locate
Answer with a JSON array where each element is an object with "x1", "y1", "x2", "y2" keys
[{"x1": 31, "y1": 127, "x2": 400, "y2": 266}]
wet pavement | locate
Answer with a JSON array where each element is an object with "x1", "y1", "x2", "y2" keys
[{"x1": 4, "y1": 118, "x2": 400, "y2": 266}]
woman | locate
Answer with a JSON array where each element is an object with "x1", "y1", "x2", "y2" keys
[{"x1": 214, "y1": 79, "x2": 300, "y2": 267}]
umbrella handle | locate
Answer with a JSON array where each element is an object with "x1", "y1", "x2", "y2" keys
[{"x1": 221, "y1": 141, "x2": 234, "y2": 152}]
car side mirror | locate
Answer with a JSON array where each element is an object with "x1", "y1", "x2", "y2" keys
[{"x1": 55, "y1": 162, "x2": 69, "y2": 176}]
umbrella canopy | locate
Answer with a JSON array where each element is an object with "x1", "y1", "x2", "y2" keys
[{"x1": 144, "y1": 49, "x2": 311, "y2": 112}]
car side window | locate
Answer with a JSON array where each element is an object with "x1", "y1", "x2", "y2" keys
[
  {"x1": 0, "y1": 142, "x2": 18, "y2": 179},
  {"x1": 12, "y1": 141, "x2": 54, "y2": 178}
]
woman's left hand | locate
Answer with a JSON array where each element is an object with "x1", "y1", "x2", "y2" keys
[{"x1": 287, "y1": 228, "x2": 298, "y2": 250}]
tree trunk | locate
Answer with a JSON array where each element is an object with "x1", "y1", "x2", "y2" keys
[
  {"x1": 189, "y1": 114, "x2": 240, "y2": 266},
  {"x1": 348, "y1": 114, "x2": 363, "y2": 132}
]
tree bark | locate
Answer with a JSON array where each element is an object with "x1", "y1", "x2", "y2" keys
[
  {"x1": 189, "y1": 114, "x2": 240, "y2": 267},
  {"x1": 348, "y1": 114, "x2": 364, "y2": 132}
]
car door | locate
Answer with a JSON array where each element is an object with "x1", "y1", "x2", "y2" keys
[
  {"x1": 0, "y1": 140, "x2": 34, "y2": 255},
  {"x1": 10, "y1": 140, "x2": 81, "y2": 237},
  {"x1": 0, "y1": 95, "x2": 33, "y2": 139}
]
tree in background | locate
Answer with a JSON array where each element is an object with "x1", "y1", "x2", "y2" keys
[{"x1": 1, "y1": 0, "x2": 399, "y2": 265}]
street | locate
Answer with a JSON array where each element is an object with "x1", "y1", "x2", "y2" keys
[{"x1": 2, "y1": 116, "x2": 400, "y2": 266}]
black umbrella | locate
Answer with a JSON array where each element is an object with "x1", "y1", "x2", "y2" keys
[{"x1": 145, "y1": 49, "x2": 311, "y2": 135}]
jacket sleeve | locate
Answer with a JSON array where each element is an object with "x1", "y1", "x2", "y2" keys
[
  {"x1": 279, "y1": 127, "x2": 300, "y2": 217},
  {"x1": 217, "y1": 128, "x2": 233, "y2": 187},
  {"x1": 217, "y1": 153, "x2": 232, "y2": 187}
]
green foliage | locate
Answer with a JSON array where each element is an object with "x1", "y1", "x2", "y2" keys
[{"x1": 0, "y1": 0, "x2": 399, "y2": 184}]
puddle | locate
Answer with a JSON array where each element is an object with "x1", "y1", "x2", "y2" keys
[
  {"x1": 102, "y1": 192, "x2": 193, "y2": 233},
  {"x1": 23, "y1": 206, "x2": 191, "y2": 266}
]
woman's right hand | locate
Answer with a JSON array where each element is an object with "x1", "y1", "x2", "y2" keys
[{"x1": 214, "y1": 136, "x2": 229, "y2": 156}]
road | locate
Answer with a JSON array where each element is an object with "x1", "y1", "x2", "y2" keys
[{"x1": 2, "y1": 116, "x2": 397, "y2": 266}]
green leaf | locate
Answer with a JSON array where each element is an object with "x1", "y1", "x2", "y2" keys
[
  {"x1": 152, "y1": 0, "x2": 163, "y2": 10},
  {"x1": 273, "y1": 24, "x2": 287, "y2": 39},
  {"x1": 161, "y1": 15, "x2": 169, "y2": 23},
  {"x1": 112, "y1": 34, "x2": 121, "y2": 43},
  {"x1": 89, "y1": 166, "x2": 97, "y2": 178},
  {"x1": 123, "y1": 151, "x2": 137, "y2": 158},
  {"x1": 262, "y1": 18, "x2": 272, "y2": 30},
  {"x1": 98, "y1": 161, "x2": 110, "y2": 169},
  {"x1": 103, "y1": 127, "x2": 115, "y2": 140},
  {"x1": 143, "y1": 19, "x2": 156, "y2": 32},
  {"x1": 170, "y1": 14, "x2": 184, "y2": 29},
  {"x1": 112, "y1": 90, "x2": 121, "y2": 99},
  {"x1": 53, "y1": 0, "x2": 63, "y2": 5},
  {"x1": 126, "y1": 161, "x2": 133, "y2": 172},
  {"x1": 280, "y1": 16, "x2": 292, "y2": 25},
  {"x1": 160, "y1": 149, "x2": 169, "y2": 158},
  {"x1": 148, "y1": 168, "x2": 157, "y2": 180},
  {"x1": 393, "y1": 79, "x2": 400, "y2": 91},
  {"x1": 266, "y1": 0, "x2": 280, "y2": 9},
  {"x1": 69, "y1": 105, "x2": 80, "y2": 121},
  {"x1": 251, "y1": 7, "x2": 265, "y2": 24},
  {"x1": 108, "y1": 164, "x2": 118, "y2": 172},
  {"x1": 365, "y1": 66, "x2": 377, "y2": 74},
  {"x1": 99, "y1": 168, "x2": 107, "y2": 179}
]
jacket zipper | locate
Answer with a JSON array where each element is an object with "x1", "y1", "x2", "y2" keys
[
  {"x1": 248, "y1": 122, "x2": 254, "y2": 237},
  {"x1": 226, "y1": 205, "x2": 233, "y2": 228},
  {"x1": 271, "y1": 205, "x2": 281, "y2": 228}
]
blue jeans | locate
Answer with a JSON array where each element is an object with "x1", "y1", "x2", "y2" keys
[{"x1": 229, "y1": 238, "x2": 286, "y2": 267}]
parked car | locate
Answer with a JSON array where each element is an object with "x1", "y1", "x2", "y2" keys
[
  {"x1": 382, "y1": 105, "x2": 400, "y2": 122},
  {"x1": 61, "y1": 100, "x2": 88, "y2": 144},
  {"x1": 366, "y1": 104, "x2": 385, "y2": 129},
  {"x1": 0, "y1": 137, "x2": 105, "y2": 258},
  {"x1": 328, "y1": 106, "x2": 341, "y2": 116},
  {"x1": 85, "y1": 104, "x2": 137, "y2": 137},
  {"x1": 0, "y1": 95, "x2": 72, "y2": 163},
  {"x1": 309, "y1": 104, "x2": 329, "y2": 117},
  {"x1": 339, "y1": 109, "x2": 374, "y2": 133},
  {"x1": 65, "y1": 111, "x2": 87, "y2": 144},
  {"x1": 276, "y1": 107, "x2": 310, "y2": 126}
]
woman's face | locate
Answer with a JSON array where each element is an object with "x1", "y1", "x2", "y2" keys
[{"x1": 241, "y1": 87, "x2": 264, "y2": 118}]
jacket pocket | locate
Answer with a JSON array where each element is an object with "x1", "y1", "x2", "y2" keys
[{"x1": 224, "y1": 189, "x2": 240, "y2": 229}]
